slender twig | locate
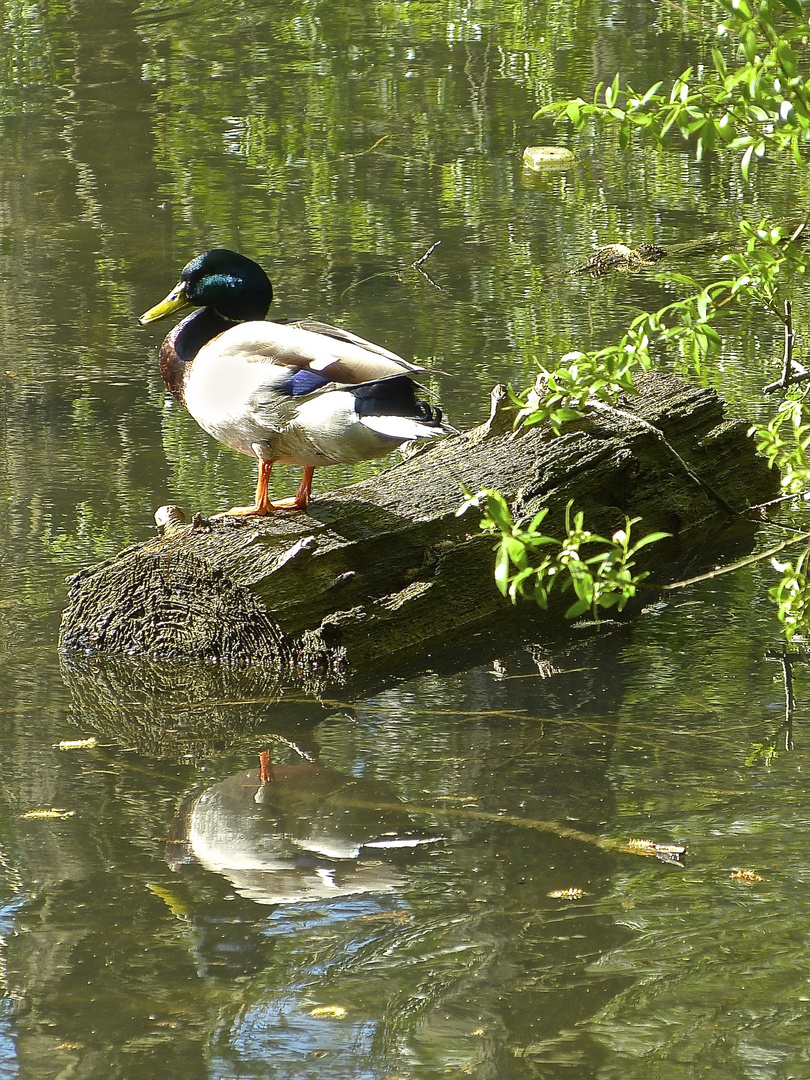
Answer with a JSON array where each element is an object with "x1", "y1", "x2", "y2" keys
[
  {"x1": 782, "y1": 653, "x2": 796, "y2": 735},
  {"x1": 661, "y1": 529, "x2": 810, "y2": 591},
  {"x1": 352, "y1": 134, "x2": 390, "y2": 158},
  {"x1": 588, "y1": 399, "x2": 739, "y2": 517},
  {"x1": 749, "y1": 489, "x2": 810, "y2": 512},
  {"x1": 411, "y1": 240, "x2": 443, "y2": 290},
  {"x1": 763, "y1": 297, "x2": 810, "y2": 392},
  {"x1": 782, "y1": 298, "x2": 794, "y2": 376},
  {"x1": 764, "y1": 370, "x2": 810, "y2": 393},
  {"x1": 764, "y1": 649, "x2": 796, "y2": 750},
  {"x1": 338, "y1": 271, "x2": 400, "y2": 303},
  {"x1": 412, "y1": 240, "x2": 441, "y2": 270},
  {"x1": 339, "y1": 238, "x2": 443, "y2": 301},
  {"x1": 334, "y1": 794, "x2": 685, "y2": 865}
]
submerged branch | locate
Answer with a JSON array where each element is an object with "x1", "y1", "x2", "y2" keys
[
  {"x1": 661, "y1": 529, "x2": 810, "y2": 592},
  {"x1": 335, "y1": 794, "x2": 686, "y2": 866}
]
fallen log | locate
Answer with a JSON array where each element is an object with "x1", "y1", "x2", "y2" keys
[{"x1": 58, "y1": 372, "x2": 779, "y2": 676}]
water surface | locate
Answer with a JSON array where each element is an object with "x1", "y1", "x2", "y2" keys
[{"x1": 1, "y1": 1, "x2": 808, "y2": 1077}]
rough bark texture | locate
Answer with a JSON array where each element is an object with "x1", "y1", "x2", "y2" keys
[{"x1": 59, "y1": 373, "x2": 779, "y2": 675}]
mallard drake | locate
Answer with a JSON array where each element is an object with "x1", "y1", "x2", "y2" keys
[
  {"x1": 139, "y1": 248, "x2": 453, "y2": 514},
  {"x1": 166, "y1": 750, "x2": 443, "y2": 905}
]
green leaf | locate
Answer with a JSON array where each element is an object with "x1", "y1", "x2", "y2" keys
[
  {"x1": 631, "y1": 530, "x2": 671, "y2": 551},
  {"x1": 494, "y1": 547, "x2": 511, "y2": 596},
  {"x1": 564, "y1": 597, "x2": 591, "y2": 619},
  {"x1": 740, "y1": 26, "x2": 758, "y2": 62},
  {"x1": 533, "y1": 580, "x2": 550, "y2": 609},
  {"x1": 712, "y1": 45, "x2": 728, "y2": 79},
  {"x1": 599, "y1": 593, "x2": 622, "y2": 610},
  {"x1": 777, "y1": 40, "x2": 798, "y2": 78},
  {"x1": 505, "y1": 536, "x2": 527, "y2": 567},
  {"x1": 485, "y1": 492, "x2": 514, "y2": 535},
  {"x1": 528, "y1": 508, "x2": 550, "y2": 532}
]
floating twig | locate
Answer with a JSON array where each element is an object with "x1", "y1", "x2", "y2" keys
[
  {"x1": 662, "y1": 529, "x2": 810, "y2": 592},
  {"x1": 335, "y1": 795, "x2": 685, "y2": 866},
  {"x1": 353, "y1": 134, "x2": 390, "y2": 158},
  {"x1": 411, "y1": 239, "x2": 443, "y2": 290},
  {"x1": 412, "y1": 240, "x2": 441, "y2": 270},
  {"x1": 338, "y1": 239, "x2": 443, "y2": 302}
]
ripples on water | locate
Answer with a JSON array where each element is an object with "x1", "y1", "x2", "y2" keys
[{"x1": 1, "y1": 0, "x2": 809, "y2": 1076}]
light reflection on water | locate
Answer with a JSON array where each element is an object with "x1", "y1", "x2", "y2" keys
[
  {"x1": 5, "y1": 595, "x2": 803, "y2": 1078},
  {"x1": 2, "y1": 0, "x2": 810, "y2": 1076}
]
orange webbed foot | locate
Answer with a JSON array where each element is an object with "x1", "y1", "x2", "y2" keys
[
  {"x1": 214, "y1": 463, "x2": 315, "y2": 516},
  {"x1": 263, "y1": 466, "x2": 315, "y2": 512}
]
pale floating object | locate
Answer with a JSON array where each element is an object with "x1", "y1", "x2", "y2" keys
[
  {"x1": 55, "y1": 738, "x2": 97, "y2": 751},
  {"x1": 730, "y1": 868, "x2": 764, "y2": 884},
  {"x1": 547, "y1": 887, "x2": 588, "y2": 900},
  {"x1": 310, "y1": 1006, "x2": 347, "y2": 1019},
  {"x1": 522, "y1": 145, "x2": 575, "y2": 171}
]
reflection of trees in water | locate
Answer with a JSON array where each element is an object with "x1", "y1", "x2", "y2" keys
[{"x1": 4, "y1": 633, "x2": 633, "y2": 1077}]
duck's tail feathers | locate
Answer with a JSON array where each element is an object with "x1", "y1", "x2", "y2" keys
[
  {"x1": 353, "y1": 375, "x2": 456, "y2": 440},
  {"x1": 361, "y1": 414, "x2": 451, "y2": 441}
]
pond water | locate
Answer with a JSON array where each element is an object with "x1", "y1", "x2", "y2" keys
[{"x1": 2, "y1": 0, "x2": 810, "y2": 1077}]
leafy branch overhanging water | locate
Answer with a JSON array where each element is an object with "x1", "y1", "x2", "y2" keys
[{"x1": 475, "y1": 0, "x2": 810, "y2": 644}]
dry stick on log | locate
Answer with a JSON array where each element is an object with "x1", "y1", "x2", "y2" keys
[
  {"x1": 59, "y1": 373, "x2": 779, "y2": 675},
  {"x1": 583, "y1": 398, "x2": 739, "y2": 518}
]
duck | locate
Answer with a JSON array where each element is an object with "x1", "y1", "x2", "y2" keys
[
  {"x1": 166, "y1": 749, "x2": 444, "y2": 906},
  {"x1": 139, "y1": 248, "x2": 454, "y2": 514}
]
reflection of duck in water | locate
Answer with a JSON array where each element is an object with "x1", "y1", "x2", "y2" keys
[{"x1": 167, "y1": 750, "x2": 443, "y2": 906}]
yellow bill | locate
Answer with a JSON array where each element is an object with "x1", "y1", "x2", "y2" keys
[{"x1": 139, "y1": 283, "x2": 190, "y2": 324}]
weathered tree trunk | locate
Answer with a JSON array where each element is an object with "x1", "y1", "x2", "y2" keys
[{"x1": 59, "y1": 372, "x2": 779, "y2": 676}]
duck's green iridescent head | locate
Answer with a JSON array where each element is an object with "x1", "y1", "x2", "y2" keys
[{"x1": 139, "y1": 248, "x2": 273, "y2": 325}]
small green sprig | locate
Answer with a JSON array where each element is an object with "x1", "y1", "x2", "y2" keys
[
  {"x1": 535, "y1": 0, "x2": 810, "y2": 179},
  {"x1": 754, "y1": 386, "x2": 810, "y2": 494},
  {"x1": 771, "y1": 545, "x2": 810, "y2": 641},
  {"x1": 458, "y1": 490, "x2": 669, "y2": 620}
]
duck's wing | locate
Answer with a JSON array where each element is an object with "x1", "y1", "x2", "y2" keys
[
  {"x1": 291, "y1": 319, "x2": 434, "y2": 372},
  {"x1": 204, "y1": 319, "x2": 428, "y2": 388}
]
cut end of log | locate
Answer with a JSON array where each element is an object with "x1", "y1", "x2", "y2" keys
[{"x1": 60, "y1": 548, "x2": 287, "y2": 666}]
